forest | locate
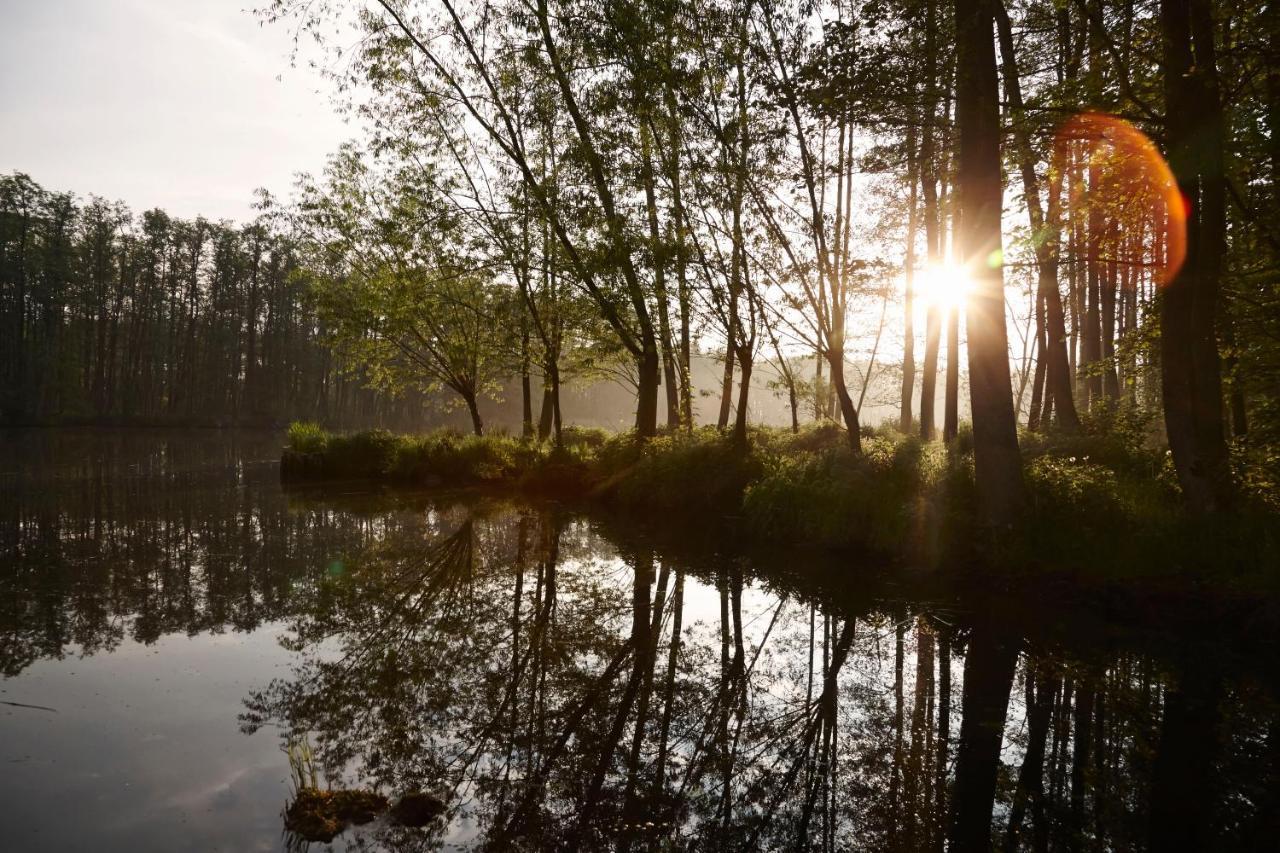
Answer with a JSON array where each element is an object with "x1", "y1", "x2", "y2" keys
[
  {"x1": 8, "y1": 0, "x2": 1280, "y2": 522},
  {"x1": 5, "y1": 1, "x2": 1280, "y2": 849}
]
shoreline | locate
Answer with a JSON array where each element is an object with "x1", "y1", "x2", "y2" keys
[{"x1": 279, "y1": 423, "x2": 1280, "y2": 626}]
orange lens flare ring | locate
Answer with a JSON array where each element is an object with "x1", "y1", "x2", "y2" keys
[{"x1": 1053, "y1": 113, "x2": 1186, "y2": 286}]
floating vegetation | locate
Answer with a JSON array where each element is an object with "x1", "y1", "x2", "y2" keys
[
  {"x1": 283, "y1": 735, "x2": 389, "y2": 841},
  {"x1": 284, "y1": 788, "x2": 389, "y2": 842},
  {"x1": 282, "y1": 735, "x2": 445, "y2": 841},
  {"x1": 389, "y1": 791, "x2": 446, "y2": 827}
]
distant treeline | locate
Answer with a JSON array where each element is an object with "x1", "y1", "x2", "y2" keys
[{"x1": 0, "y1": 172, "x2": 432, "y2": 427}]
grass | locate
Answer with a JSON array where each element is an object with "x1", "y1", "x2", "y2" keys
[
  {"x1": 281, "y1": 420, "x2": 1280, "y2": 594},
  {"x1": 282, "y1": 733, "x2": 390, "y2": 842}
]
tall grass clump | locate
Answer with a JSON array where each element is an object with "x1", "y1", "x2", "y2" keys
[
  {"x1": 743, "y1": 432, "x2": 938, "y2": 553},
  {"x1": 595, "y1": 427, "x2": 761, "y2": 514},
  {"x1": 390, "y1": 432, "x2": 528, "y2": 484},
  {"x1": 287, "y1": 421, "x2": 329, "y2": 454}
]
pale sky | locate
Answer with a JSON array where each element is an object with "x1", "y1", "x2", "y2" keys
[{"x1": 0, "y1": 0, "x2": 350, "y2": 221}]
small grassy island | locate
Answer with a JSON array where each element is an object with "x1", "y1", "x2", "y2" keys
[{"x1": 282, "y1": 420, "x2": 1280, "y2": 611}]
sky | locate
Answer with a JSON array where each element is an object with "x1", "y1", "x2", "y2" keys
[{"x1": 0, "y1": 0, "x2": 350, "y2": 222}]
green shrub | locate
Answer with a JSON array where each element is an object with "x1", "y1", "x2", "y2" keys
[
  {"x1": 743, "y1": 432, "x2": 932, "y2": 552},
  {"x1": 287, "y1": 421, "x2": 329, "y2": 454},
  {"x1": 600, "y1": 428, "x2": 759, "y2": 514},
  {"x1": 325, "y1": 429, "x2": 401, "y2": 478}
]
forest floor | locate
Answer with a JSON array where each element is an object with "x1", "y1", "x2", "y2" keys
[{"x1": 281, "y1": 420, "x2": 1280, "y2": 620}]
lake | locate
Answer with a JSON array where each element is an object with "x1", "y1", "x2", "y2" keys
[{"x1": 1, "y1": 430, "x2": 1277, "y2": 851}]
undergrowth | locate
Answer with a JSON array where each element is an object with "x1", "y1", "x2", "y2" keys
[{"x1": 282, "y1": 420, "x2": 1280, "y2": 585}]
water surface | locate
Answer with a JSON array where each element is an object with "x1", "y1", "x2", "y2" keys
[{"x1": 2, "y1": 430, "x2": 1277, "y2": 851}]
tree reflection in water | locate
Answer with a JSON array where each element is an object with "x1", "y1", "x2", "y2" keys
[
  {"x1": 234, "y1": 503, "x2": 1280, "y2": 851},
  {"x1": 3, "y1": 434, "x2": 1277, "y2": 850}
]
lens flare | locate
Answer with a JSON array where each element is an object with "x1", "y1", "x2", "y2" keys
[{"x1": 1053, "y1": 113, "x2": 1185, "y2": 287}]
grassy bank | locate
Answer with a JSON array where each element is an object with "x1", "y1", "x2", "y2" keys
[{"x1": 281, "y1": 421, "x2": 1280, "y2": 594}]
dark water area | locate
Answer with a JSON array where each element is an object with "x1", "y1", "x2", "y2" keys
[{"x1": 2, "y1": 430, "x2": 1278, "y2": 851}]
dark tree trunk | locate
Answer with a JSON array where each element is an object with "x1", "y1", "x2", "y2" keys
[
  {"x1": 1102, "y1": 220, "x2": 1121, "y2": 400},
  {"x1": 521, "y1": 359, "x2": 534, "y2": 440},
  {"x1": 902, "y1": 117, "x2": 920, "y2": 432},
  {"x1": 1028, "y1": 290, "x2": 1048, "y2": 431},
  {"x1": 955, "y1": 0, "x2": 1026, "y2": 526},
  {"x1": 944, "y1": 306, "x2": 959, "y2": 442},
  {"x1": 1148, "y1": 656, "x2": 1221, "y2": 850},
  {"x1": 464, "y1": 392, "x2": 484, "y2": 437},
  {"x1": 538, "y1": 383, "x2": 554, "y2": 442},
  {"x1": 921, "y1": 308, "x2": 942, "y2": 440},
  {"x1": 717, "y1": 346, "x2": 736, "y2": 430},
  {"x1": 919, "y1": 0, "x2": 942, "y2": 442},
  {"x1": 1159, "y1": 0, "x2": 1233, "y2": 512},
  {"x1": 827, "y1": 350, "x2": 863, "y2": 452},
  {"x1": 636, "y1": 345, "x2": 660, "y2": 438},
  {"x1": 733, "y1": 356, "x2": 752, "y2": 449},
  {"x1": 949, "y1": 626, "x2": 1019, "y2": 852}
]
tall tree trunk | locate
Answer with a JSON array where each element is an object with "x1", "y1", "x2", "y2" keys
[
  {"x1": 996, "y1": 0, "x2": 1079, "y2": 430},
  {"x1": 1028, "y1": 289, "x2": 1048, "y2": 431},
  {"x1": 538, "y1": 383, "x2": 554, "y2": 442},
  {"x1": 1159, "y1": 0, "x2": 1233, "y2": 512},
  {"x1": 949, "y1": 627, "x2": 1019, "y2": 852},
  {"x1": 640, "y1": 122, "x2": 681, "y2": 430},
  {"x1": 902, "y1": 101, "x2": 921, "y2": 431},
  {"x1": 520, "y1": 326, "x2": 533, "y2": 439},
  {"x1": 1102, "y1": 219, "x2": 1121, "y2": 400},
  {"x1": 717, "y1": 346, "x2": 736, "y2": 430},
  {"x1": 956, "y1": 0, "x2": 1026, "y2": 526},
  {"x1": 944, "y1": 306, "x2": 960, "y2": 441},
  {"x1": 919, "y1": 0, "x2": 943, "y2": 441}
]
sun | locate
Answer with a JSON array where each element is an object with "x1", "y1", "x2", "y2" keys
[{"x1": 915, "y1": 260, "x2": 973, "y2": 311}]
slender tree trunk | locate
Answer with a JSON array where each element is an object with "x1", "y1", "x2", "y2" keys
[
  {"x1": 1029, "y1": 289, "x2": 1048, "y2": 431},
  {"x1": 640, "y1": 122, "x2": 681, "y2": 430},
  {"x1": 733, "y1": 357, "x2": 752, "y2": 448},
  {"x1": 944, "y1": 305, "x2": 960, "y2": 441},
  {"x1": 996, "y1": 0, "x2": 1079, "y2": 430},
  {"x1": 919, "y1": 0, "x2": 943, "y2": 441},
  {"x1": 902, "y1": 124, "x2": 920, "y2": 432},
  {"x1": 520, "y1": 333, "x2": 533, "y2": 439},
  {"x1": 828, "y1": 348, "x2": 863, "y2": 451},
  {"x1": 717, "y1": 346, "x2": 736, "y2": 430},
  {"x1": 1102, "y1": 219, "x2": 1121, "y2": 400}
]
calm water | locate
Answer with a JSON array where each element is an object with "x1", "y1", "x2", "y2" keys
[{"x1": 1, "y1": 430, "x2": 1278, "y2": 851}]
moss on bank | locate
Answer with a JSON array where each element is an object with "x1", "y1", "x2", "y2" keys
[{"x1": 281, "y1": 421, "x2": 1280, "y2": 592}]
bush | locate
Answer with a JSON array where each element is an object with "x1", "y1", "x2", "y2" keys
[
  {"x1": 287, "y1": 421, "x2": 329, "y2": 454},
  {"x1": 598, "y1": 428, "x2": 760, "y2": 514},
  {"x1": 743, "y1": 432, "x2": 933, "y2": 552}
]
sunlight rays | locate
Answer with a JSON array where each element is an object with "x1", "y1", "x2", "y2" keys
[{"x1": 915, "y1": 259, "x2": 973, "y2": 311}]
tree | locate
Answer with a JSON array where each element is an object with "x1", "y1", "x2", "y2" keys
[
  {"x1": 954, "y1": 0, "x2": 1025, "y2": 526},
  {"x1": 1158, "y1": 0, "x2": 1233, "y2": 512},
  {"x1": 298, "y1": 149, "x2": 507, "y2": 435}
]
